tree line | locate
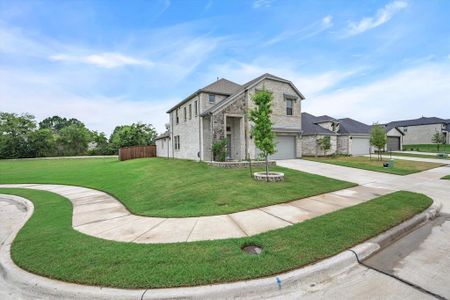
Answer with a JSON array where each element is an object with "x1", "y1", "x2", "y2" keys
[{"x1": 0, "y1": 113, "x2": 157, "y2": 159}]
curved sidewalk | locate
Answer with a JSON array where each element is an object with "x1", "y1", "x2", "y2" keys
[{"x1": 0, "y1": 183, "x2": 394, "y2": 244}]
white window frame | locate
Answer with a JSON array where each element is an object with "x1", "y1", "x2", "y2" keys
[
  {"x1": 208, "y1": 94, "x2": 215, "y2": 104},
  {"x1": 286, "y1": 99, "x2": 293, "y2": 116}
]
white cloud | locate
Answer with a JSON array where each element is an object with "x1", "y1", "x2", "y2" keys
[
  {"x1": 304, "y1": 63, "x2": 450, "y2": 124},
  {"x1": 343, "y1": 0, "x2": 408, "y2": 37},
  {"x1": 253, "y1": 0, "x2": 272, "y2": 8},
  {"x1": 0, "y1": 69, "x2": 175, "y2": 134},
  {"x1": 208, "y1": 60, "x2": 356, "y2": 97},
  {"x1": 264, "y1": 15, "x2": 333, "y2": 46},
  {"x1": 49, "y1": 52, "x2": 154, "y2": 68}
]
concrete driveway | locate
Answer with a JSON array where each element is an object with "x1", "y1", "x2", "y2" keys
[{"x1": 274, "y1": 158, "x2": 450, "y2": 299}]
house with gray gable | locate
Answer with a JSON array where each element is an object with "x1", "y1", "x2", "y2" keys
[
  {"x1": 155, "y1": 73, "x2": 305, "y2": 161},
  {"x1": 301, "y1": 113, "x2": 371, "y2": 156},
  {"x1": 383, "y1": 116, "x2": 450, "y2": 150}
]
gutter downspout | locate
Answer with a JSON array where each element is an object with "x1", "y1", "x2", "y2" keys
[
  {"x1": 198, "y1": 95, "x2": 202, "y2": 161},
  {"x1": 171, "y1": 111, "x2": 174, "y2": 159},
  {"x1": 210, "y1": 112, "x2": 214, "y2": 162}
]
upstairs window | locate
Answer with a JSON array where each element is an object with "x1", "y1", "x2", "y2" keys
[
  {"x1": 208, "y1": 94, "x2": 215, "y2": 104},
  {"x1": 175, "y1": 110, "x2": 179, "y2": 124},
  {"x1": 189, "y1": 104, "x2": 192, "y2": 120},
  {"x1": 286, "y1": 99, "x2": 293, "y2": 116},
  {"x1": 194, "y1": 100, "x2": 198, "y2": 116},
  {"x1": 184, "y1": 107, "x2": 187, "y2": 122},
  {"x1": 174, "y1": 136, "x2": 180, "y2": 150}
]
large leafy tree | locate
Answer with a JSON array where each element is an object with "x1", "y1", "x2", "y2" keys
[
  {"x1": 109, "y1": 123, "x2": 157, "y2": 153},
  {"x1": 0, "y1": 112, "x2": 36, "y2": 159},
  {"x1": 89, "y1": 131, "x2": 111, "y2": 155},
  {"x1": 249, "y1": 89, "x2": 276, "y2": 178},
  {"x1": 370, "y1": 123, "x2": 387, "y2": 161},
  {"x1": 28, "y1": 128, "x2": 56, "y2": 157},
  {"x1": 39, "y1": 116, "x2": 84, "y2": 132},
  {"x1": 57, "y1": 124, "x2": 92, "y2": 156}
]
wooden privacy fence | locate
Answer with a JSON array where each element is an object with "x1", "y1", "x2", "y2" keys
[{"x1": 119, "y1": 145, "x2": 156, "y2": 161}]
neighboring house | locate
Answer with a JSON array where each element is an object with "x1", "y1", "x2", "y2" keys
[
  {"x1": 383, "y1": 117, "x2": 450, "y2": 150},
  {"x1": 155, "y1": 73, "x2": 305, "y2": 161},
  {"x1": 301, "y1": 113, "x2": 371, "y2": 156}
]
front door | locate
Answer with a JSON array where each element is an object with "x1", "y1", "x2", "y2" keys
[{"x1": 227, "y1": 134, "x2": 232, "y2": 159}]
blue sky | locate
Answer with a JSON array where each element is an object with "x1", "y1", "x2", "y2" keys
[{"x1": 1, "y1": 0, "x2": 449, "y2": 134}]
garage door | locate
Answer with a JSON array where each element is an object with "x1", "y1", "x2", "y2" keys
[
  {"x1": 269, "y1": 135, "x2": 296, "y2": 160},
  {"x1": 351, "y1": 137, "x2": 370, "y2": 155},
  {"x1": 387, "y1": 136, "x2": 400, "y2": 151}
]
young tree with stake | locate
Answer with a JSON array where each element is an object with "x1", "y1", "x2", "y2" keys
[{"x1": 249, "y1": 89, "x2": 276, "y2": 179}]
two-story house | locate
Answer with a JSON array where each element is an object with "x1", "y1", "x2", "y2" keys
[
  {"x1": 155, "y1": 73, "x2": 305, "y2": 161},
  {"x1": 383, "y1": 116, "x2": 450, "y2": 150}
]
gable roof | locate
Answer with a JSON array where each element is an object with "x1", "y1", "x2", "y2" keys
[
  {"x1": 201, "y1": 73, "x2": 305, "y2": 116},
  {"x1": 301, "y1": 112, "x2": 337, "y2": 135},
  {"x1": 200, "y1": 78, "x2": 242, "y2": 95},
  {"x1": 385, "y1": 116, "x2": 448, "y2": 132},
  {"x1": 167, "y1": 78, "x2": 241, "y2": 113},
  {"x1": 301, "y1": 113, "x2": 371, "y2": 136},
  {"x1": 338, "y1": 118, "x2": 371, "y2": 134}
]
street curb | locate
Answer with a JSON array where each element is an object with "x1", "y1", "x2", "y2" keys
[{"x1": 0, "y1": 194, "x2": 441, "y2": 300}]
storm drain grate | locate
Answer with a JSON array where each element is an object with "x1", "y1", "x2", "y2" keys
[{"x1": 242, "y1": 244, "x2": 263, "y2": 255}]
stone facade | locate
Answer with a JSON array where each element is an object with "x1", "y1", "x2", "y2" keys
[
  {"x1": 170, "y1": 95, "x2": 202, "y2": 160},
  {"x1": 207, "y1": 160, "x2": 276, "y2": 168},
  {"x1": 155, "y1": 136, "x2": 171, "y2": 158},
  {"x1": 302, "y1": 135, "x2": 337, "y2": 156},
  {"x1": 163, "y1": 75, "x2": 305, "y2": 161},
  {"x1": 337, "y1": 136, "x2": 349, "y2": 154}
]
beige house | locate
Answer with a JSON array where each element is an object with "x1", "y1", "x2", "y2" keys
[
  {"x1": 301, "y1": 113, "x2": 371, "y2": 156},
  {"x1": 384, "y1": 117, "x2": 450, "y2": 150},
  {"x1": 155, "y1": 73, "x2": 305, "y2": 161}
]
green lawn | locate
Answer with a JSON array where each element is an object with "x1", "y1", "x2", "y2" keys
[
  {"x1": 304, "y1": 156, "x2": 444, "y2": 175},
  {"x1": 389, "y1": 152, "x2": 449, "y2": 160},
  {"x1": 403, "y1": 144, "x2": 450, "y2": 153},
  {"x1": 0, "y1": 188, "x2": 431, "y2": 289},
  {"x1": 0, "y1": 158, "x2": 355, "y2": 217}
]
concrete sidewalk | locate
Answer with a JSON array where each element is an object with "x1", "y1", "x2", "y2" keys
[
  {"x1": 0, "y1": 183, "x2": 393, "y2": 243},
  {"x1": 2, "y1": 158, "x2": 449, "y2": 244},
  {"x1": 364, "y1": 154, "x2": 450, "y2": 164}
]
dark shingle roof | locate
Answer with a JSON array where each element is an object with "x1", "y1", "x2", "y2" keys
[
  {"x1": 301, "y1": 113, "x2": 336, "y2": 135},
  {"x1": 301, "y1": 113, "x2": 370, "y2": 136},
  {"x1": 338, "y1": 118, "x2": 371, "y2": 134},
  {"x1": 199, "y1": 78, "x2": 241, "y2": 95},
  {"x1": 201, "y1": 73, "x2": 305, "y2": 116},
  {"x1": 385, "y1": 117, "x2": 448, "y2": 131},
  {"x1": 167, "y1": 78, "x2": 241, "y2": 113}
]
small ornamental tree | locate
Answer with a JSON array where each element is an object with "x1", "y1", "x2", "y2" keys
[
  {"x1": 431, "y1": 131, "x2": 445, "y2": 152},
  {"x1": 249, "y1": 89, "x2": 275, "y2": 179},
  {"x1": 316, "y1": 136, "x2": 331, "y2": 156},
  {"x1": 370, "y1": 123, "x2": 387, "y2": 161}
]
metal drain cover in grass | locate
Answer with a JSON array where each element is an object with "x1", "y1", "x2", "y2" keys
[{"x1": 242, "y1": 245, "x2": 263, "y2": 255}]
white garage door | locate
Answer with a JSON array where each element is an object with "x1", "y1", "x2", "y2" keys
[
  {"x1": 269, "y1": 135, "x2": 296, "y2": 160},
  {"x1": 351, "y1": 137, "x2": 370, "y2": 155}
]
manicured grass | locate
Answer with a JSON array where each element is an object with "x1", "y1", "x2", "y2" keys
[
  {"x1": 1, "y1": 188, "x2": 431, "y2": 289},
  {"x1": 0, "y1": 158, "x2": 355, "y2": 217},
  {"x1": 403, "y1": 144, "x2": 450, "y2": 154},
  {"x1": 389, "y1": 152, "x2": 449, "y2": 160},
  {"x1": 304, "y1": 156, "x2": 444, "y2": 175}
]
